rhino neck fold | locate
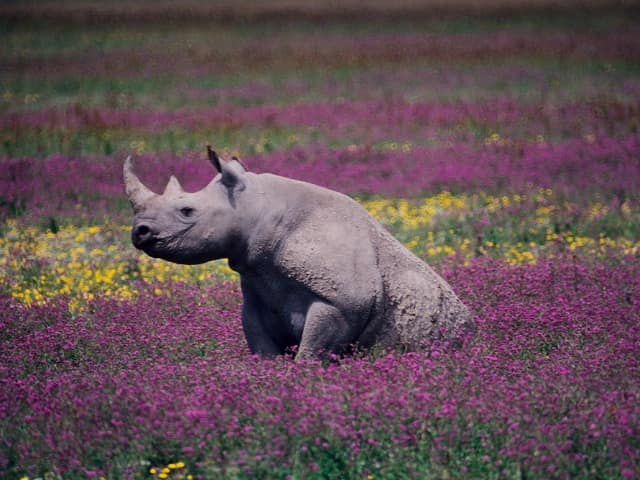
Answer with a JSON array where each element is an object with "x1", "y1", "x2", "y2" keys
[
  {"x1": 224, "y1": 173, "x2": 326, "y2": 275},
  {"x1": 229, "y1": 218, "x2": 287, "y2": 275},
  {"x1": 223, "y1": 229, "x2": 252, "y2": 273}
]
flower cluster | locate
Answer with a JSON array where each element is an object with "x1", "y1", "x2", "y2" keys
[
  {"x1": 2, "y1": 134, "x2": 639, "y2": 223},
  {"x1": 149, "y1": 461, "x2": 192, "y2": 480},
  {"x1": 0, "y1": 221, "x2": 235, "y2": 308},
  {"x1": 3, "y1": 191, "x2": 638, "y2": 309},
  {"x1": 1, "y1": 258, "x2": 638, "y2": 478}
]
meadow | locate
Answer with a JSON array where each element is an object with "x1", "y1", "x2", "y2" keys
[{"x1": 1, "y1": 2, "x2": 639, "y2": 479}]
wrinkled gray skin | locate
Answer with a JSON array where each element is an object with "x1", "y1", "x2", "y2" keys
[{"x1": 124, "y1": 154, "x2": 473, "y2": 359}]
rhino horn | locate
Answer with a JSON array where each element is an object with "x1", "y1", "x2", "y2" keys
[
  {"x1": 163, "y1": 175, "x2": 184, "y2": 197},
  {"x1": 123, "y1": 156, "x2": 155, "y2": 208}
]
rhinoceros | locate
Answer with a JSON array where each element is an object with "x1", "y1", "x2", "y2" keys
[{"x1": 124, "y1": 147, "x2": 472, "y2": 359}]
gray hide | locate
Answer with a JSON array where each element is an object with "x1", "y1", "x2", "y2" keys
[{"x1": 124, "y1": 149, "x2": 473, "y2": 359}]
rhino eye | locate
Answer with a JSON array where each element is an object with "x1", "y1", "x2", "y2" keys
[{"x1": 180, "y1": 207, "x2": 195, "y2": 217}]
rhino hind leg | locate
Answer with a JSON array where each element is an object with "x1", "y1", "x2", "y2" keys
[
  {"x1": 296, "y1": 301, "x2": 360, "y2": 360},
  {"x1": 387, "y1": 269, "x2": 470, "y2": 347}
]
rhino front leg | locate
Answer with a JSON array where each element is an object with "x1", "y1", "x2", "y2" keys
[
  {"x1": 241, "y1": 287, "x2": 284, "y2": 357},
  {"x1": 296, "y1": 301, "x2": 358, "y2": 360}
]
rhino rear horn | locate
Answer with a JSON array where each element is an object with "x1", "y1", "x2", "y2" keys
[
  {"x1": 123, "y1": 156, "x2": 155, "y2": 208},
  {"x1": 163, "y1": 175, "x2": 184, "y2": 197}
]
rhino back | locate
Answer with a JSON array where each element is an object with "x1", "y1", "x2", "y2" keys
[{"x1": 369, "y1": 222, "x2": 473, "y2": 347}]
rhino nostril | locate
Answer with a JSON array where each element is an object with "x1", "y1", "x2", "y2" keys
[
  {"x1": 133, "y1": 224, "x2": 154, "y2": 246},
  {"x1": 136, "y1": 225, "x2": 150, "y2": 237}
]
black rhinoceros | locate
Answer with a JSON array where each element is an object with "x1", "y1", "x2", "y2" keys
[{"x1": 124, "y1": 147, "x2": 472, "y2": 359}]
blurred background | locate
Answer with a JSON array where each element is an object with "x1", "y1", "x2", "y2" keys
[{"x1": 2, "y1": 0, "x2": 638, "y2": 155}]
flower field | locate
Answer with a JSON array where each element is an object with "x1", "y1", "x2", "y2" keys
[{"x1": 1, "y1": 2, "x2": 639, "y2": 479}]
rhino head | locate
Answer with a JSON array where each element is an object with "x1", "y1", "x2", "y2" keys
[{"x1": 123, "y1": 147, "x2": 249, "y2": 265}]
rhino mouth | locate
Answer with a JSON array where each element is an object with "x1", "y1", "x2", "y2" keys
[
  {"x1": 134, "y1": 237, "x2": 164, "y2": 257},
  {"x1": 132, "y1": 224, "x2": 177, "y2": 251},
  {"x1": 134, "y1": 232, "x2": 195, "y2": 263},
  {"x1": 138, "y1": 241, "x2": 162, "y2": 256},
  {"x1": 132, "y1": 223, "x2": 154, "y2": 247},
  {"x1": 132, "y1": 221, "x2": 198, "y2": 262},
  {"x1": 131, "y1": 225, "x2": 171, "y2": 255},
  {"x1": 138, "y1": 239, "x2": 186, "y2": 264}
]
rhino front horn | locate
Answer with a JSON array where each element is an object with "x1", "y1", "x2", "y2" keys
[{"x1": 123, "y1": 156, "x2": 155, "y2": 208}]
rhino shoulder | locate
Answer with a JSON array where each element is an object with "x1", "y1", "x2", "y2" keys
[{"x1": 273, "y1": 196, "x2": 383, "y2": 311}]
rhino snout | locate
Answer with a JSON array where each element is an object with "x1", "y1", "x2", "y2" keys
[{"x1": 132, "y1": 223, "x2": 156, "y2": 249}]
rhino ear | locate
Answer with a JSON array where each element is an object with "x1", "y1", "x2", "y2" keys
[
  {"x1": 220, "y1": 159, "x2": 246, "y2": 190},
  {"x1": 207, "y1": 144, "x2": 222, "y2": 173},
  {"x1": 207, "y1": 145, "x2": 246, "y2": 191}
]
